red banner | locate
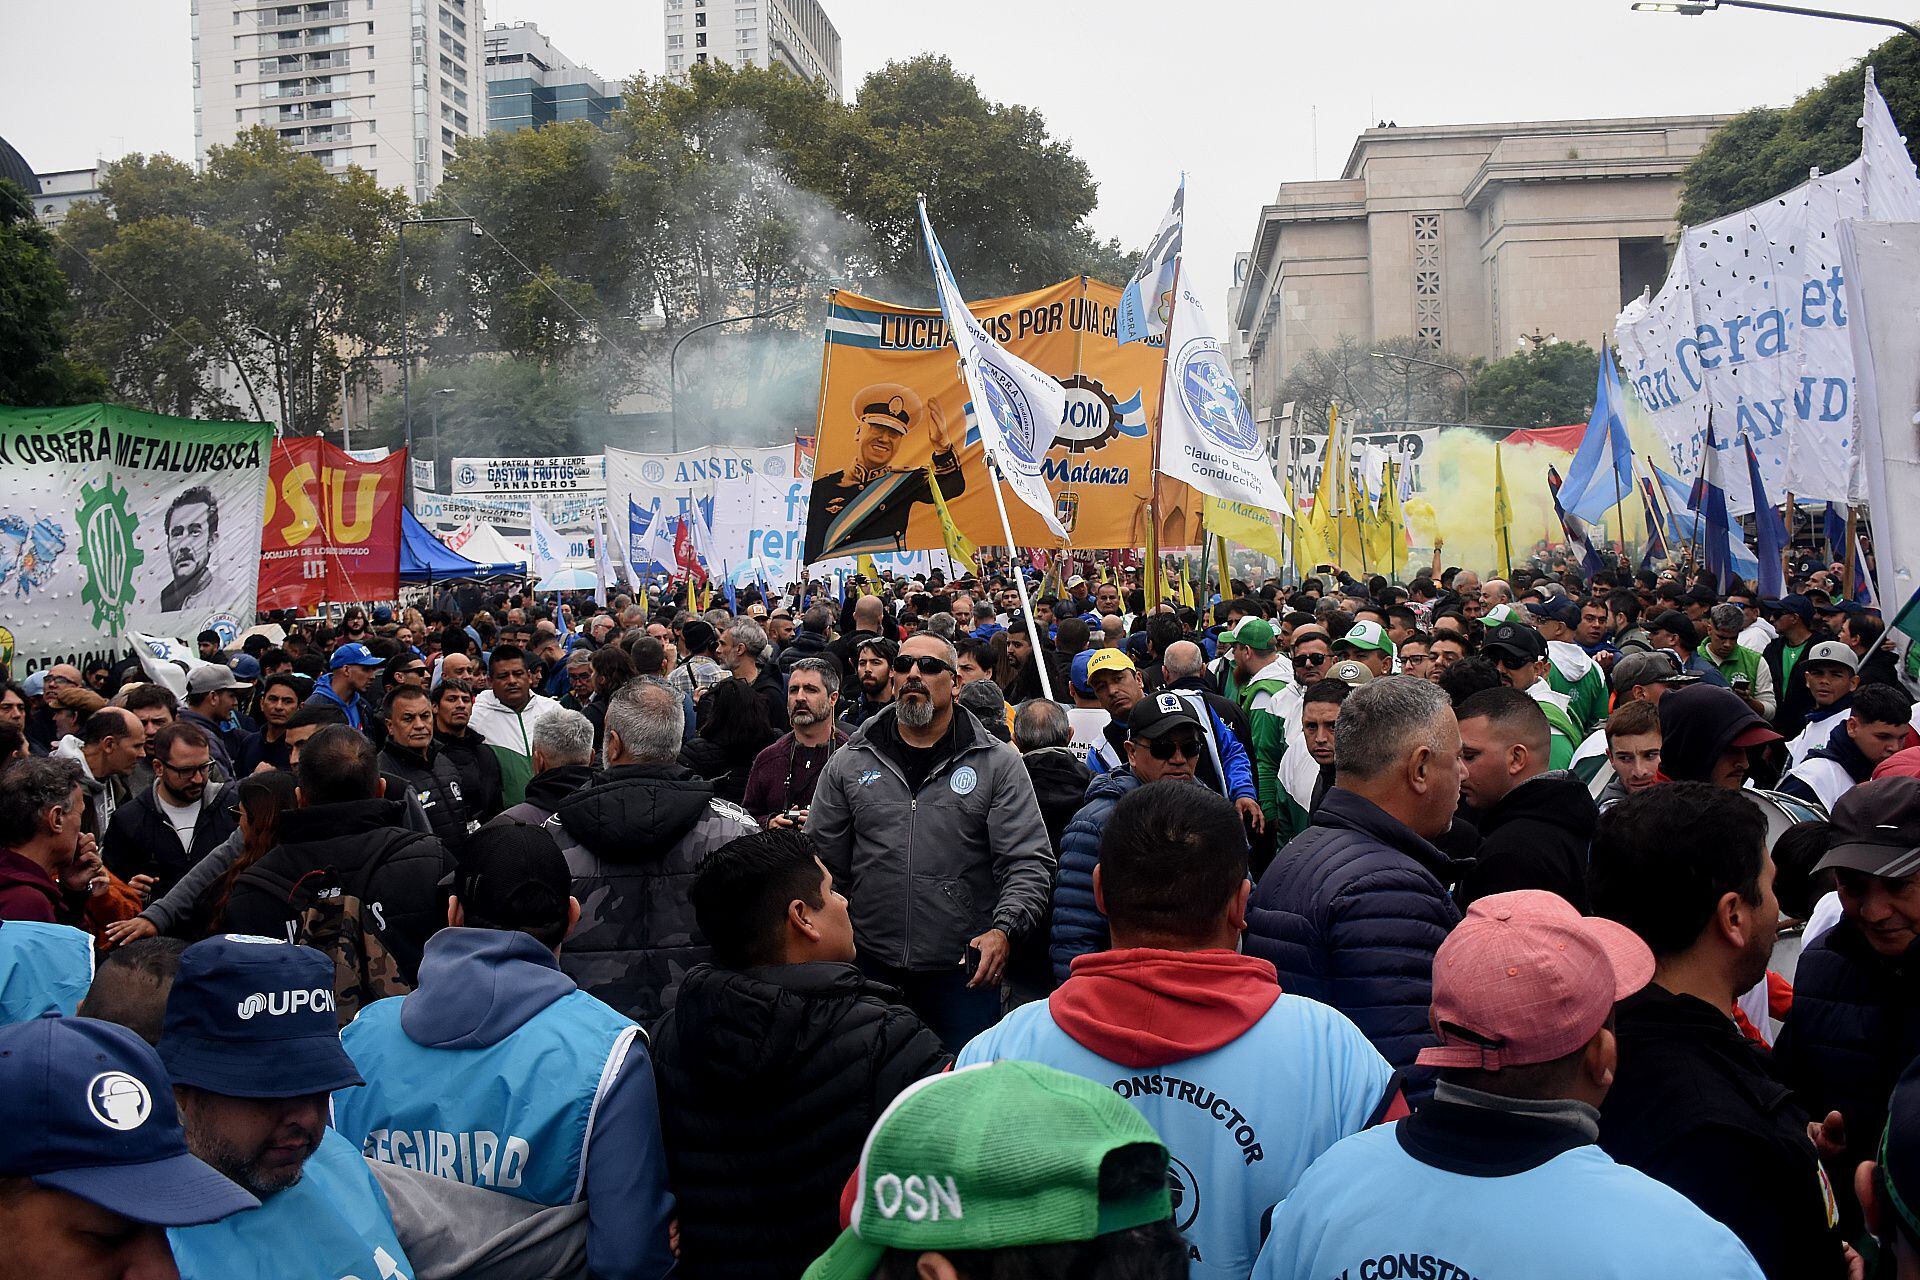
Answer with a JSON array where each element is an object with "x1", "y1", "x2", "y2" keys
[{"x1": 257, "y1": 438, "x2": 405, "y2": 609}]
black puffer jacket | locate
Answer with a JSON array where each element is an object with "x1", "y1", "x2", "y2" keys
[
  {"x1": 436, "y1": 726, "x2": 503, "y2": 821},
  {"x1": 1456, "y1": 770, "x2": 1596, "y2": 912},
  {"x1": 221, "y1": 798, "x2": 454, "y2": 985},
  {"x1": 378, "y1": 740, "x2": 476, "y2": 849},
  {"x1": 545, "y1": 763, "x2": 759, "y2": 1026},
  {"x1": 484, "y1": 763, "x2": 600, "y2": 828},
  {"x1": 651, "y1": 962, "x2": 949, "y2": 1280},
  {"x1": 1774, "y1": 918, "x2": 1920, "y2": 1234}
]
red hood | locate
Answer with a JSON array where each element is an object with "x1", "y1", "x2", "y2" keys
[{"x1": 1049, "y1": 948, "x2": 1281, "y2": 1068}]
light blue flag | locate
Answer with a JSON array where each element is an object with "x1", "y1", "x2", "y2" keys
[
  {"x1": 1116, "y1": 179, "x2": 1184, "y2": 347},
  {"x1": 1744, "y1": 435, "x2": 1788, "y2": 597},
  {"x1": 1558, "y1": 348, "x2": 1636, "y2": 524}
]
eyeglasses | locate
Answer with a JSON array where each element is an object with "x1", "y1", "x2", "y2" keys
[
  {"x1": 893, "y1": 655, "x2": 955, "y2": 677},
  {"x1": 1143, "y1": 735, "x2": 1202, "y2": 761},
  {"x1": 1292, "y1": 652, "x2": 1329, "y2": 668},
  {"x1": 161, "y1": 760, "x2": 211, "y2": 778}
]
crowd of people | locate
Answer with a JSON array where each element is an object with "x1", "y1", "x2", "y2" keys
[{"x1": 5, "y1": 550, "x2": 1920, "y2": 1280}]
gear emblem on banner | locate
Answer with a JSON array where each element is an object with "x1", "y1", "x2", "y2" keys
[{"x1": 76, "y1": 479, "x2": 144, "y2": 633}]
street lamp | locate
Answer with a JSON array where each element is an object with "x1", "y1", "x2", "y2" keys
[
  {"x1": 1630, "y1": 0, "x2": 1920, "y2": 40},
  {"x1": 429, "y1": 388, "x2": 455, "y2": 492},
  {"x1": 1370, "y1": 351, "x2": 1472, "y2": 423},
  {"x1": 397, "y1": 216, "x2": 482, "y2": 494},
  {"x1": 668, "y1": 301, "x2": 802, "y2": 452}
]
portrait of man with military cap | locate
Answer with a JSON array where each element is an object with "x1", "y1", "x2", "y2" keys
[{"x1": 803, "y1": 381, "x2": 964, "y2": 562}]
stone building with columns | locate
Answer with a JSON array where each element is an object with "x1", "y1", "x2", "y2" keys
[{"x1": 1232, "y1": 113, "x2": 1734, "y2": 422}]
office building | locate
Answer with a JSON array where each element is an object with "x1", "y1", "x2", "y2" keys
[
  {"x1": 484, "y1": 21, "x2": 622, "y2": 133},
  {"x1": 663, "y1": 0, "x2": 842, "y2": 99},
  {"x1": 1233, "y1": 114, "x2": 1733, "y2": 420},
  {"x1": 190, "y1": 0, "x2": 485, "y2": 203}
]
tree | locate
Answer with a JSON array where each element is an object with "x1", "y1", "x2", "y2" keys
[
  {"x1": 361, "y1": 358, "x2": 614, "y2": 463},
  {"x1": 1467, "y1": 341, "x2": 1597, "y2": 429},
  {"x1": 0, "y1": 180, "x2": 106, "y2": 406},
  {"x1": 1276, "y1": 335, "x2": 1471, "y2": 436},
  {"x1": 1677, "y1": 33, "x2": 1920, "y2": 225}
]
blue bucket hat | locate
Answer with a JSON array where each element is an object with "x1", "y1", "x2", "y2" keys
[
  {"x1": 0, "y1": 1014, "x2": 259, "y2": 1225},
  {"x1": 158, "y1": 936, "x2": 363, "y2": 1098}
]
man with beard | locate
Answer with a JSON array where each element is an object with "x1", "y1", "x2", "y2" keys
[
  {"x1": 1593, "y1": 783, "x2": 1843, "y2": 1280},
  {"x1": 743, "y1": 658, "x2": 848, "y2": 829},
  {"x1": 808, "y1": 633, "x2": 1054, "y2": 1048},
  {"x1": 103, "y1": 722, "x2": 238, "y2": 899},
  {"x1": 160, "y1": 486, "x2": 221, "y2": 615},
  {"x1": 835, "y1": 635, "x2": 896, "y2": 732},
  {"x1": 160, "y1": 936, "x2": 416, "y2": 1278}
]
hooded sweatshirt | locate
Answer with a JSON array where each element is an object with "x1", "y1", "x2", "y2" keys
[
  {"x1": 332, "y1": 930, "x2": 673, "y2": 1280},
  {"x1": 1457, "y1": 770, "x2": 1597, "y2": 913},
  {"x1": 957, "y1": 948, "x2": 1398, "y2": 1280},
  {"x1": 1659, "y1": 685, "x2": 1771, "y2": 784}
]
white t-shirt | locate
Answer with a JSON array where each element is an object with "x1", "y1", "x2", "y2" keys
[{"x1": 155, "y1": 793, "x2": 202, "y2": 854}]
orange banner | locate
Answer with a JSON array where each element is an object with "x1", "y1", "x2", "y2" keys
[
  {"x1": 257, "y1": 438, "x2": 405, "y2": 608},
  {"x1": 805, "y1": 278, "x2": 1200, "y2": 562}
]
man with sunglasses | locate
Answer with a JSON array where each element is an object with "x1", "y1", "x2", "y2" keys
[
  {"x1": 1082, "y1": 651, "x2": 1260, "y2": 829},
  {"x1": 1481, "y1": 621, "x2": 1580, "y2": 771},
  {"x1": 1050, "y1": 693, "x2": 1216, "y2": 980},
  {"x1": 809, "y1": 634, "x2": 1054, "y2": 1049},
  {"x1": 101, "y1": 721, "x2": 238, "y2": 900}
]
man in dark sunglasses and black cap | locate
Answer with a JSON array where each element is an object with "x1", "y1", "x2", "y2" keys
[{"x1": 808, "y1": 632, "x2": 1054, "y2": 1049}]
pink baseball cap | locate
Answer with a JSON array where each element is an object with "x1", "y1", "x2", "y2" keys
[{"x1": 1417, "y1": 890, "x2": 1654, "y2": 1071}]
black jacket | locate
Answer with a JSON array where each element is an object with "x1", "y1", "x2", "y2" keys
[
  {"x1": 1456, "y1": 770, "x2": 1596, "y2": 912},
  {"x1": 545, "y1": 763, "x2": 758, "y2": 1026},
  {"x1": 1775, "y1": 918, "x2": 1920, "y2": 1234},
  {"x1": 1860, "y1": 647, "x2": 1902, "y2": 689},
  {"x1": 1600, "y1": 985, "x2": 1846, "y2": 1280},
  {"x1": 221, "y1": 798, "x2": 454, "y2": 985},
  {"x1": 1011, "y1": 745, "x2": 1092, "y2": 1003},
  {"x1": 102, "y1": 782, "x2": 239, "y2": 904},
  {"x1": 748, "y1": 661, "x2": 789, "y2": 734},
  {"x1": 435, "y1": 725, "x2": 503, "y2": 821},
  {"x1": 651, "y1": 962, "x2": 949, "y2": 1280},
  {"x1": 1763, "y1": 633, "x2": 1823, "y2": 737},
  {"x1": 378, "y1": 740, "x2": 475, "y2": 849},
  {"x1": 678, "y1": 735, "x2": 763, "y2": 804},
  {"x1": 775, "y1": 629, "x2": 833, "y2": 676},
  {"x1": 484, "y1": 763, "x2": 600, "y2": 828}
]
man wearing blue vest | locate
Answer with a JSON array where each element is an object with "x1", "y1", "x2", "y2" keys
[
  {"x1": 961, "y1": 781, "x2": 1400, "y2": 1280},
  {"x1": 1253, "y1": 890, "x2": 1766, "y2": 1280},
  {"x1": 332, "y1": 823, "x2": 673, "y2": 1280},
  {"x1": 159, "y1": 935, "x2": 416, "y2": 1280}
]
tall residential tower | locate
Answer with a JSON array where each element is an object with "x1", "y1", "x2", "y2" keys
[
  {"x1": 663, "y1": 0, "x2": 841, "y2": 98},
  {"x1": 191, "y1": 0, "x2": 485, "y2": 202}
]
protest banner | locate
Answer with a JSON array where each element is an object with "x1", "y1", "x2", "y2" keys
[
  {"x1": 1288, "y1": 429, "x2": 1439, "y2": 500},
  {"x1": 257, "y1": 438, "x2": 405, "y2": 610},
  {"x1": 605, "y1": 445, "x2": 807, "y2": 584},
  {"x1": 1613, "y1": 70, "x2": 1920, "y2": 511},
  {"x1": 807, "y1": 277, "x2": 1202, "y2": 563},
  {"x1": 0, "y1": 403, "x2": 271, "y2": 677},
  {"x1": 451, "y1": 455, "x2": 606, "y2": 495}
]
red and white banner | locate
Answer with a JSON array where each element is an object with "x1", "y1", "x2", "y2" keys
[{"x1": 257, "y1": 438, "x2": 405, "y2": 609}]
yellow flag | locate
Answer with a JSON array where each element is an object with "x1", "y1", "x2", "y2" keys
[
  {"x1": 1143, "y1": 509, "x2": 1163, "y2": 609},
  {"x1": 927, "y1": 467, "x2": 979, "y2": 575},
  {"x1": 1492, "y1": 443, "x2": 1515, "y2": 578},
  {"x1": 1305, "y1": 408, "x2": 1343, "y2": 574},
  {"x1": 1202, "y1": 495, "x2": 1284, "y2": 559},
  {"x1": 1377, "y1": 461, "x2": 1408, "y2": 581},
  {"x1": 856, "y1": 553, "x2": 879, "y2": 595},
  {"x1": 638, "y1": 583, "x2": 650, "y2": 616}
]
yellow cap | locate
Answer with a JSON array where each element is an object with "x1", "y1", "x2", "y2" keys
[{"x1": 1084, "y1": 648, "x2": 1137, "y2": 679}]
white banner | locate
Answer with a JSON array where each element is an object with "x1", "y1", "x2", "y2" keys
[
  {"x1": 413, "y1": 489, "x2": 607, "y2": 547},
  {"x1": 0, "y1": 406, "x2": 271, "y2": 677},
  {"x1": 1614, "y1": 70, "x2": 1920, "y2": 511},
  {"x1": 605, "y1": 445, "x2": 809, "y2": 585},
  {"x1": 1289, "y1": 429, "x2": 1440, "y2": 499},
  {"x1": 1159, "y1": 276, "x2": 1287, "y2": 510},
  {"x1": 451, "y1": 455, "x2": 606, "y2": 494}
]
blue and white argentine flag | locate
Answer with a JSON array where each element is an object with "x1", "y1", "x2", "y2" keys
[
  {"x1": 917, "y1": 200, "x2": 1068, "y2": 538},
  {"x1": 1116, "y1": 179, "x2": 1184, "y2": 347}
]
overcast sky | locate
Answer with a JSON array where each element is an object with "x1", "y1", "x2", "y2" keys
[{"x1": 2, "y1": 1, "x2": 1891, "y2": 319}]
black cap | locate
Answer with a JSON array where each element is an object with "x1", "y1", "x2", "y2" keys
[
  {"x1": 1481, "y1": 622, "x2": 1544, "y2": 663},
  {"x1": 454, "y1": 824, "x2": 573, "y2": 933},
  {"x1": 681, "y1": 619, "x2": 717, "y2": 654},
  {"x1": 1127, "y1": 690, "x2": 1207, "y2": 740},
  {"x1": 1818, "y1": 777, "x2": 1920, "y2": 879}
]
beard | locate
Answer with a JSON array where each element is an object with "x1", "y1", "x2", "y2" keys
[
  {"x1": 790, "y1": 707, "x2": 822, "y2": 728},
  {"x1": 896, "y1": 696, "x2": 937, "y2": 729},
  {"x1": 197, "y1": 1127, "x2": 319, "y2": 1199}
]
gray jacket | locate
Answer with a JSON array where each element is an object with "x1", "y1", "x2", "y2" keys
[{"x1": 807, "y1": 705, "x2": 1054, "y2": 972}]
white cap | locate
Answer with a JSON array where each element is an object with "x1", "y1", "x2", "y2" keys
[{"x1": 1804, "y1": 640, "x2": 1861, "y2": 673}]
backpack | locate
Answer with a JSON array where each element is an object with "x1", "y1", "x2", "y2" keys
[{"x1": 243, "y1": 831, "x2": 431, "y2": 1027}]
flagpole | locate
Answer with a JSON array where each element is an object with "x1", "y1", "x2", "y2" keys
[
  {"x1": 984, "y1": 451, "x2": 1055, "y2": 701},
  {"x1": 1845, "y1": 504, "x2": 1860, "y2": 597},
  {"x1": 1145, "y1": 256, "x2": 1184, "y2": 612}
]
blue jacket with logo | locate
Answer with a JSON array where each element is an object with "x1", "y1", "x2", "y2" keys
[
  {"x1": 1255, "y1": 1099, "x2": 1765, "y2": 1280},
  {"x1": 330, "y1": 928, "x2": 674, "y2": 1280},
  {"x1": 960, "y1": 948, "x2": 1395, "y2": 1280},
  {"x1": 169, "y1": 1128, "x2": 413, "y2": 1280}
]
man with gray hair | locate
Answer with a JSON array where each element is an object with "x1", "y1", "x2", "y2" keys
[
  {"x1": 1247, "y1": 676, "x2": 1469, "y2": 1099},
  {"x1": 742, "y1": 656, "x2": 847, "y2": 829},
  {"x1": 545, "y1": 678, "x2": 757, "y2": 1023},
  {"x1": 486, "y1": 706, "x2": 599, "y2": 828},
  {"x1": 1702, "y1": 601, "x2": 1776, "y2": 721},
  {"x1": 718, "y1": 616, "x2": 788, "y2": 733}
]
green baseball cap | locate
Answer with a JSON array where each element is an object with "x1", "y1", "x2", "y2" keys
[
  {"x1": 1226, "y1": 617, "x2": 1276, "y2": 651},
  {"x1": 803, "y1": 1062, "x2": 1171, "y2": 1280},
  {"x1": 1336, "y1": 619, "x2": 1394, "y2": 655}
]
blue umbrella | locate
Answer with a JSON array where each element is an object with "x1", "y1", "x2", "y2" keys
[{"x1": 532, "y1": 566, "x2": 598, "y2": 593}]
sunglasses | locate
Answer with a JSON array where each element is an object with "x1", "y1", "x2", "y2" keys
[
  {"x1": 1143, "y1": 735, "x2": 1202, "y2": 761},
  {"x1": 893, "y1": 655, "x2": 955, "y2": 677},
  {"x1": 1292, "y1": 652, "x2": 1330, "y2": 667}
]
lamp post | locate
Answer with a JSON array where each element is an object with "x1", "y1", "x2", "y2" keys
[
  {"x1": 1629, "y1": 0, "x2": 1920, "y2": 40},
  {"x1": 429, "y1": 388, "x2": 455, "y2": 492},
  {"x1": 398, "y1": 216, "x2": 481, "y2": 497},
  {"x1": 1370, "y1": 351, "x2": 1472, "y2": 423},
  {"x1": 668, "y1": 301, "x2": 802, "y2": 452}
]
